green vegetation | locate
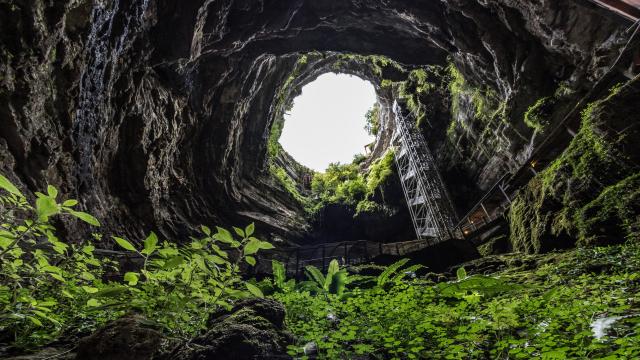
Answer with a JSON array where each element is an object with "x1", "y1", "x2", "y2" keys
[
  {"x1": 0, "y1": 174, "x2": 272, "y2": 348},
  {"x1": 310, "y1": 149, "x2": 396, "y2": 215},
  {"x1": 270, "y1": 164, "x2": 311, "y2": 209},
  {"x1": 272, "y1": 244, "x2": 640, "y2": 359},
  {"x1": 510, "y1": 82, "x2": 639, "y2": 253},
  {"x1": 446, "y1": 63, "x2": 507, "y2": 143},
  {"x1": 524, "y1": 97, "x2": 553, "y2": 132},
  {"x1": 364, "y1": 103, "x2": 381, "y2": 136},
  {"x1": 397, "y1": 68, "x2": 442, "y2": 127}
]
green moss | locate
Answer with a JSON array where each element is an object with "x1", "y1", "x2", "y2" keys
[
  {"x1": 509, "y1": 80, "x2": 640, "y2": 252},
  {"x1": 447, "y1": 63, "x2": 506, "y2": 133},
  {"x1": 576, "y1": 172, "x2": 640, "y2": 244},
  {"x1": 365, "y1": 149, "x2": 395, "y2": 195},
  {"x1": 270, "y1": 165, "x2": 310, "y2": 208}
]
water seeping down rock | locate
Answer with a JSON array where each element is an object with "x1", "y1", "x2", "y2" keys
[{"x1": 0, "y1": 0, "x2": 637, "y2": 252}]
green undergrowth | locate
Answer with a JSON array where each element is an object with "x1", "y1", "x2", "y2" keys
[
  {"x1": 0, "y1": 174, "x2": 273, "y2": 349},
  {"x1": 273, "y1": 243, "x2": 640, "y2": 359},
  {"x1": 509, "y1": 80, "x2": 640, "y2": 253}
]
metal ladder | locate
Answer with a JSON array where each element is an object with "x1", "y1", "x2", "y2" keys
[{"x1": 392, "y1": 102, "x2": 459, "y2": 245}]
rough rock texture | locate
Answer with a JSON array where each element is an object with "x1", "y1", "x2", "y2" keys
[
  {"x1": 169, "y1": 298, "x2": 293, "y2": 360},
  {"x1": 75, "y1": 315, "x2": 164, "y2": 360},
  {"x1": 0, "y1": 0, "x2": 631, "y2": 243},
  {"x1": 509, "y1": 76, "x2": 640, "y2": 253}
]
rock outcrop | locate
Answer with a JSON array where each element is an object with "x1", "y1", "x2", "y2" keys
[
  {"x1": 169, "y1": 298, "x2": 293, "y2": 360},
  {"x1": 0, "y1": 0, "x2": 633, "y2": 245}
]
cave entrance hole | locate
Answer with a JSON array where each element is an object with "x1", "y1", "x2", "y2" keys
[{"x1": 278, "y1": 73, "x2": 378, "y2": 172}]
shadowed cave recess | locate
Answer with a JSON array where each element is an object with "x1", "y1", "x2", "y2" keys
[{"x1": 1, "y1": 0, "x2": 640, "y2": 358}]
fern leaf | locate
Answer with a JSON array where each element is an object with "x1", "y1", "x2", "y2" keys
[
  {"x1": 329, "y1": 270, "x2": 348, "y2": 296},
  {"x1": 324, "y1": 259, "x2": 340, "y2": 291},
  {"x1": 377, "y1": 258, "x2": 409, "y2": 287},
  {"x1": 272, "y1": 260, "x2": 286, "y2": 290},
  {"x1": 391, "y1": 264, "x2": 423, "y2": 283},
  {"x1": 305, "y1": 265, "x2": 326, "y2": 288}
]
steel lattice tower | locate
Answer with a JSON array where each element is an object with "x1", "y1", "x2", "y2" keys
[{"x1": 392, "y1": 102, "x2": 459, "y2": 244}]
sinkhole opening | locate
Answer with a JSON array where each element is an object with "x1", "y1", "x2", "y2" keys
[{"x1": 278, "y1": 73, "x2": 378, "y2": 172}]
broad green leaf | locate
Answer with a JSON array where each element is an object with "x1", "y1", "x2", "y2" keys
[
  {"x1": 61, "y1": 290, "x2": 74, "y2": 299},
  {"x1": 36, "y1": 196, "x2": 58, "y2": 221},
  {"x1": 86, "y1": 298, "x2": 100, "y2": 307},
  {"x1": 69, "y1": 210, "x2": 100, "y2": 226},
  {"x1": 245, "y1": 256, "x2": 256, "y2": 266},
  {"x1": 50, "y1": 273, "x2": 65, "y2": 282},
  {"x1": 325, "y1": 259, "x2": 340, "y2": 291},
  {"x1": 82, "y1": 286, "x2": 99, "y2": 294},
  {"x1": 244, "y1": 238, "x2": 261, "y2": 256},
  {"x1": 233, "y1": 227, "x2": 245, "y2": 238},
  {"x1": 164, "y1": 255, "x2": 184, "y2": 269},
  {"x1": 377, "y1": 258, "x2": 409, "y2": 287},
  {"x1": 305, "y1": 265, "x2": 326, "y2": 288},
  {"x1": 258, "y1": 240, "x2": 274, "y2": 250},
  {"x1": 272, "y1": 260, "x2": 287, "y2": 290},
  {"x1": 211, "y1": 255, "x2": 227, "y2": 265},
  {"x1": 456, "y1": 267, "x2": 467, "y2": 281},
  {"x1": 246, "y1": 283, "x2": 264, "y2": 298},
  {"x1": 124, "y1": 272, "x2": 139, "y2": 286},
  {"x1": 47, "y1": 185, "x2": 58, "y2": 199},
  {"x1": 142, "y1": 232, "x2": 158, "y2": 255},
  {"x1": 201, "y1": 225, "x2": 211, "y2": 236},
  {"x1": 80, "y1": 271, "x2": 96, "y2": 281},
  {"x1": 0, "y1": 174, "x2": 23, "y2": 197},
  {"x1": 27, "y1": 316, "x2": 43, "y2": 327},
  {"x1": 62, "y1": 199, "x2": 78, "y2": 207},
  {"x1": 113, "y1": 237, "x2": 136, "y2": 252},
  {"x1": 213, "y1": 227, "x2": 234, "y2": 244},
  {"x1": 0, "y1": 236, "x2": 13, "y2": 250},
  {"x1": 245, "y1": 223, "x2": 255, "y2": 237}
]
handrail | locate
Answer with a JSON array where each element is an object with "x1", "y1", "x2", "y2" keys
[{"x1": 453, "y1": 173, "x2": 509, "y2": 230}]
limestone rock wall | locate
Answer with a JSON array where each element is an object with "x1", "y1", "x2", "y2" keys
[{"x1": 0, "y1": 0, "x2": 630, "y2": 243}]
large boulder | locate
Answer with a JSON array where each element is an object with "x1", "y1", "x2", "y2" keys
[
  {"x1": 75, "y1": 315, "x2": 164, "y2": 360},
  {"x1": 169, "y1": 298, "x2": 293, "y2": 360}
]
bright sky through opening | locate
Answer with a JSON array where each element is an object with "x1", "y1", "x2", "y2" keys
[{"x1": 279, "y1": 73, "x2": 377, "y2": 172}]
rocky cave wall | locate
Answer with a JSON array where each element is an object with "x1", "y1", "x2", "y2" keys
[{"x1": 0, "y1": 0, "x2": 632, "y2": 246}]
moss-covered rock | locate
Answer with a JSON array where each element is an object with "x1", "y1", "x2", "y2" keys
[
  {"x1": 75, "y1": 315, "x2": 165, "y2": 360},
  {"x1": 509, "y1": 78, "x2": 640, "y2": 253},
  {"x1": 171, "y1": 298, "x2": 293, "y2": 360}
]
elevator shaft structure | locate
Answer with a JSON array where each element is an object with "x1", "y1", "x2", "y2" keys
[{"x1": 393, "y1": 102, "x2": 459, "y2": 245}]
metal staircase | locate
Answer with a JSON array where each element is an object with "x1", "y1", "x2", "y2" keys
[{"x1": 392, "y1": 102, "x2": 459, "y2": 245}]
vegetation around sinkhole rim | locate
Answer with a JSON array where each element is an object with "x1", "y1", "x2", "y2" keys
[
  {"x1": 268, "y1": 68, "x2": 394, "y2": 218},
  {"x1": 278, "y1": 73, "x2": 377, "y2": 173}
]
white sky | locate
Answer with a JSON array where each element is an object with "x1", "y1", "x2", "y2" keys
[{"x1": 279, "y1": 73, "x2": 377, "y2": 172}]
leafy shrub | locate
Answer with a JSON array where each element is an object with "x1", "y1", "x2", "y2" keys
[{"x1": 0, "y1": 174, "x2": 272, "y2": 348}]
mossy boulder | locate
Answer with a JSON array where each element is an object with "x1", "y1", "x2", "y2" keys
[
  {"x1": 171, "y1": 298, "x2": 293, "y2": 360},
  {"x1": 75, "y1": 315, "x2": 165, "y2": 360}
]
